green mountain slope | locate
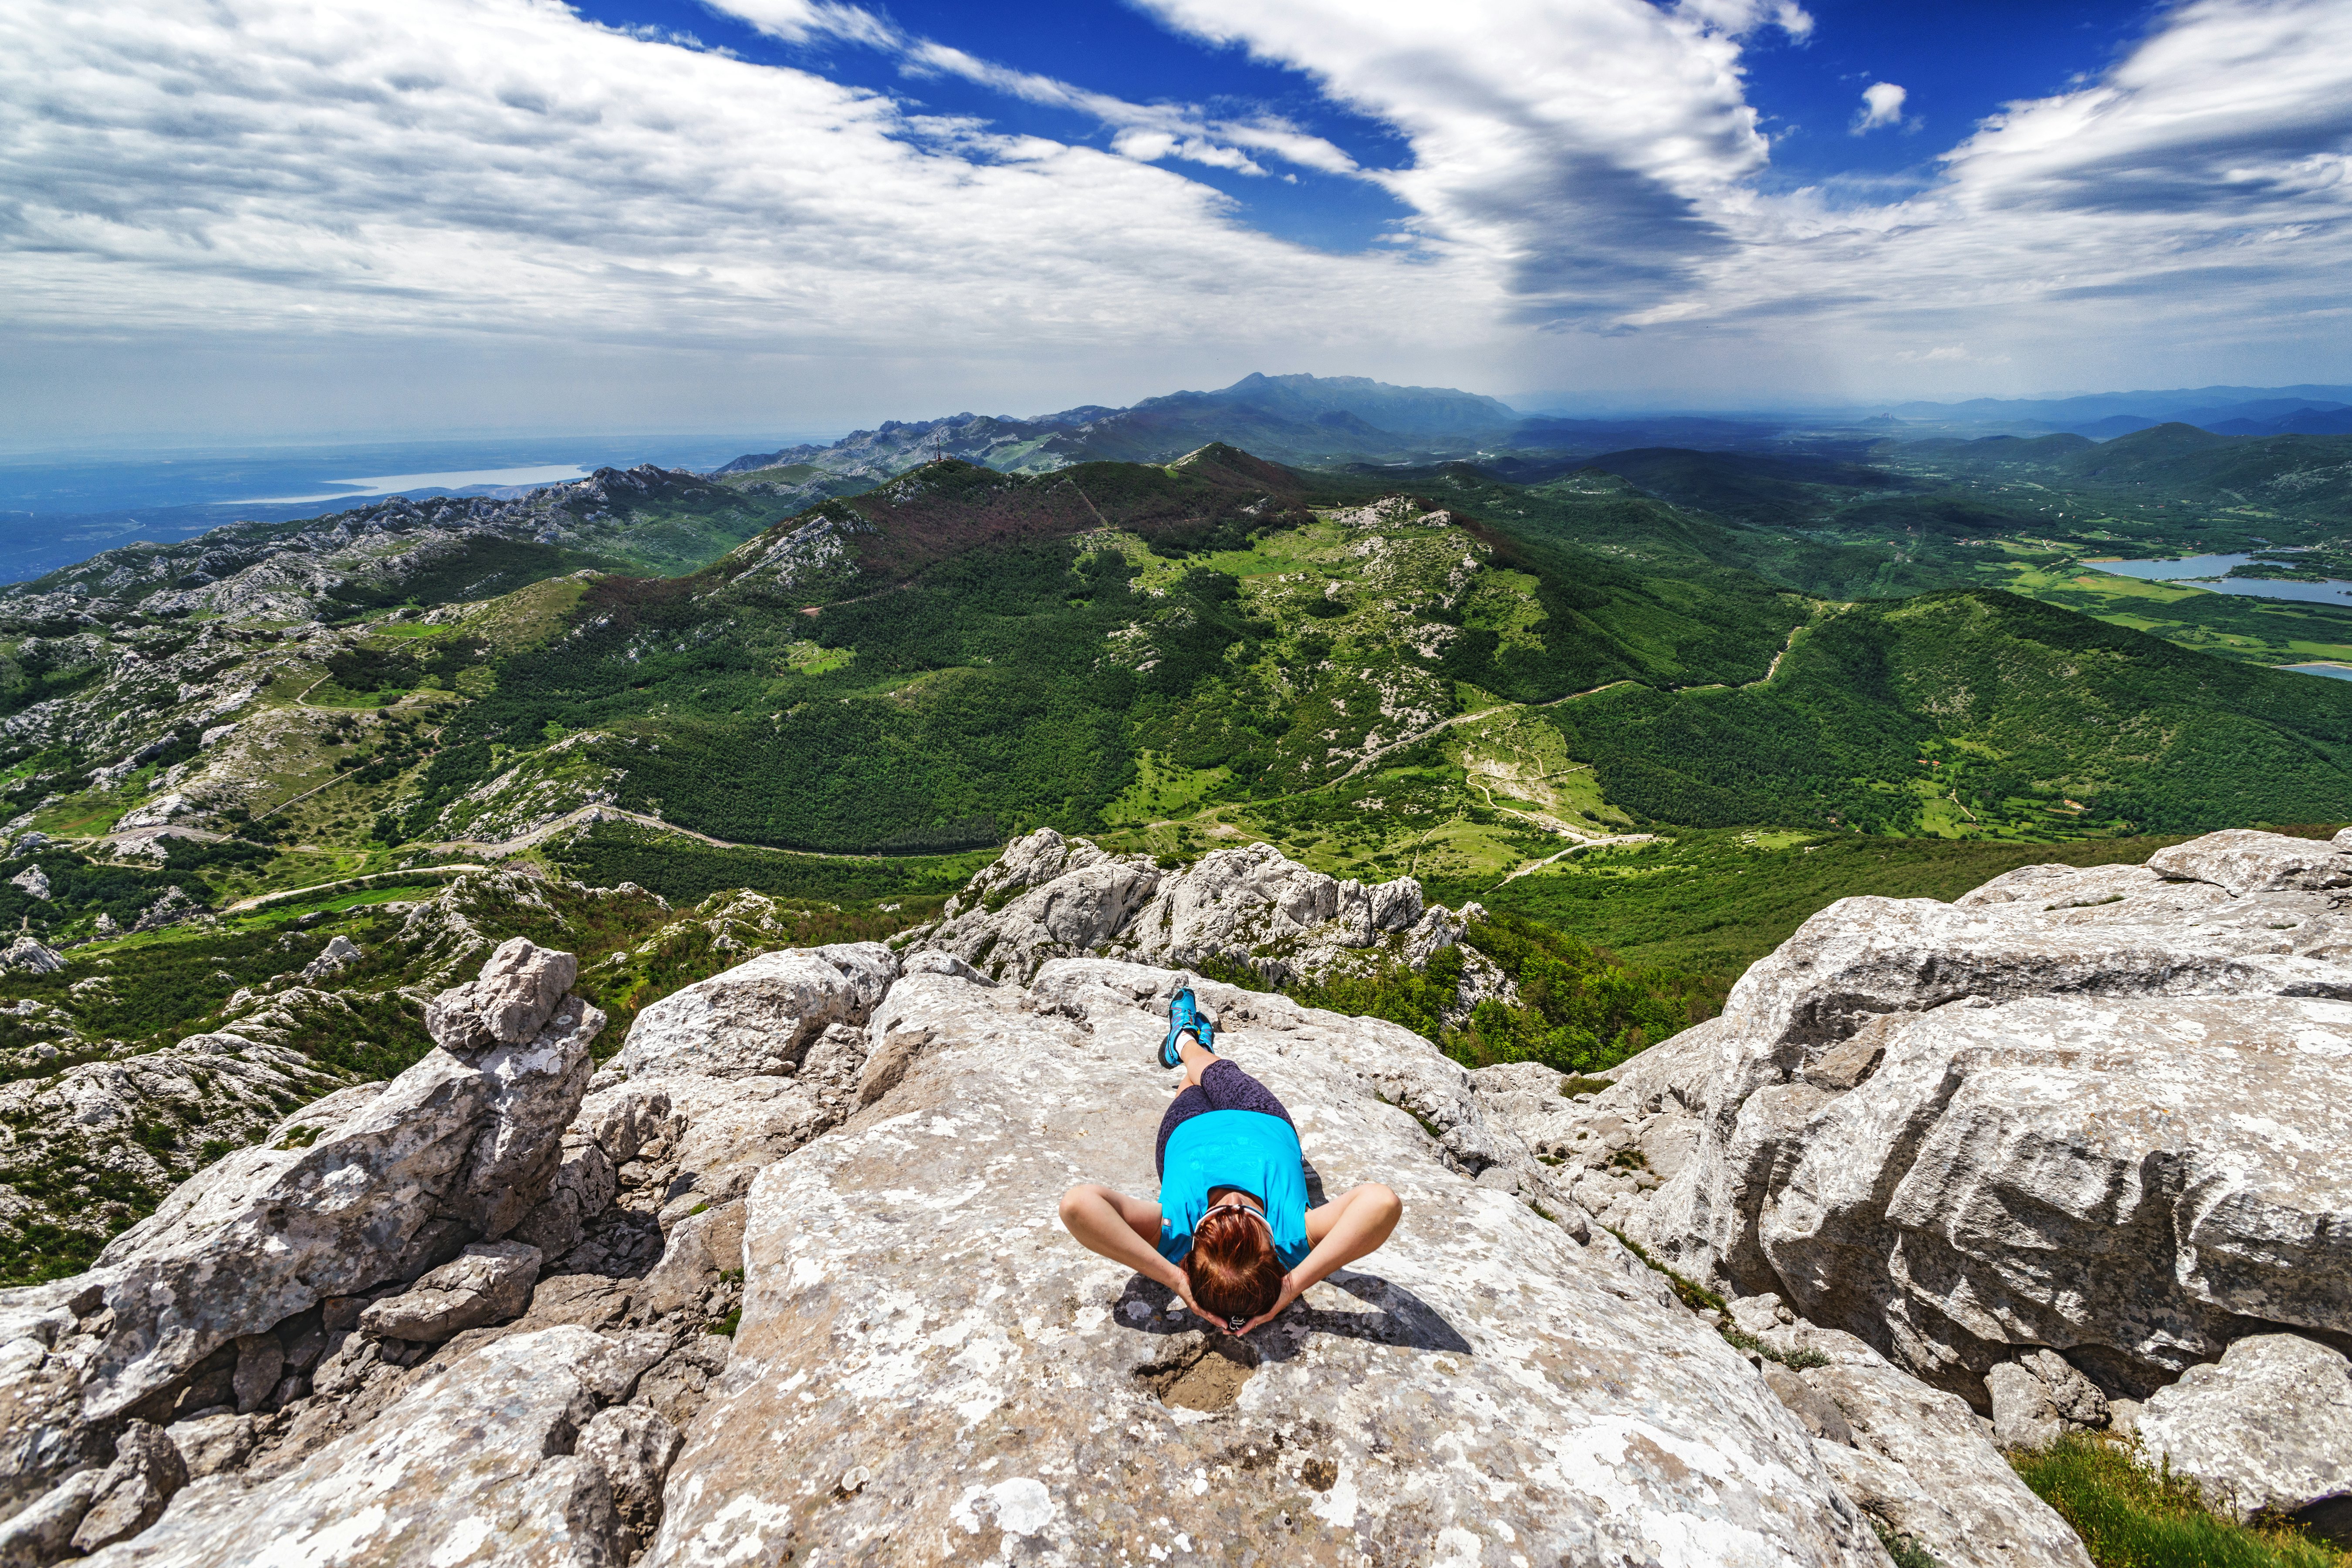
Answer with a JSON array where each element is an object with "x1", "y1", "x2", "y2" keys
[
  {"x1": 1545, "y1": 589, "x2": 2352, "y2": 835},
  {"x1": 377, "y1": 452, "x2": 2352, "y2": 862}
]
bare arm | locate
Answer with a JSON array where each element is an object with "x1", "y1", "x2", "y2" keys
[
  {"x1": 1057, "y1": 1183, "x2": 1206, "y2": 1317},
  {"x1": 1238, "y1": 1182, "x2": 1402, "y2": 1335}
]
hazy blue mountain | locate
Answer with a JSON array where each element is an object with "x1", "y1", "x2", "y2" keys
[
  {"x1": 1889, "y1": 385, "x2": 2352, "y2": 426},
  {"x1": 2208, "y1": 407, "x2": 2352, "y2": 436}
]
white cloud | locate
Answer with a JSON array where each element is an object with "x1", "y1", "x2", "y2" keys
[
  {"x1": 1133, "y1": 0, "x2": 1790, "y2": 321},
  {"x1": 1852, "y1": 82, "x2": 1907, "y2": 134},
  {"x1": 1891, "y1": 345, "x2": 2010, "y2": 365},
  {"x1": 698, "y1": 2, "x2": 1361, "y2": 180},
  {"x1": 1673, "y1": 0, "x2": 1815, "y2": 40},
  {"x1": 2, "y1": 0, "x2": 2348, "y2": 439},
  {"x1": 0, "y1": 0, "x2": 1457, "y2": 362}
]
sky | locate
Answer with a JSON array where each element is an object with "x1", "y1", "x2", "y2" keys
[{"x1": 1, "y1": 0, "x2": 2347, "y2": 444}]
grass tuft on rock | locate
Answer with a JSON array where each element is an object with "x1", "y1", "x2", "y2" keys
[{"x1": 2011, "y1": 1434, "x2": 2345, "y2": 1568}]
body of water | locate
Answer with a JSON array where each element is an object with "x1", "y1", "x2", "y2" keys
[
  {"x1": 0, "y1": 432, "x2": 833, "y2": 585},
  {"x1": 2284, "y1": 663, "x2": 2352, "y2": 682},
  {"x1": 2087, "y1": 553, "x2": 2352, "y2": 605}
]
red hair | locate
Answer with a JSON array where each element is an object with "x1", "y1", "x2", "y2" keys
[{"x1": 1188, "y1": 1207, "x2": 1284, "y2": 1326}]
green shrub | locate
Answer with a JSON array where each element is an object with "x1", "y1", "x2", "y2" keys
[{"x1": 2012, "y1": 1434, "x2": 2345, "y2": 1568}]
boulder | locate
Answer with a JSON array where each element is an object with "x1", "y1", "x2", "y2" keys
[
  {"x1": 1803, "y1": 1362, "x2": 2092, "y2": 1568},
  {"x1": 358, "y1": 1240, "x2": 543, "y2": 1345},
  {"x1": 69, "y1": 1419, "x2": 186, "y2": 1555},
  {"x1": 1499, "y1": 832, "x2": 2352, "y2": 1404},
  {"x1": 78, "y1": 1328, "x2": 625, "y2": 1568},
  {"x1": 1987, "y1": 1362, "x2": 2062, "y2": 1453},
  {"x1": 164, "y1": 1413, "x2": 257, "y2": 1481},
  {"x1": 0, "y1": 936, "x2": 64, "y2": 975},
  {"x1": 1989, "y1": 1351, "x2": 2110, "y2": 1452},
  {"x1": 298, "y1": 935, "x2": 361, "y2": 983},
  {"x1": 2135, "y1": 1334, "x2": 2352, "y2": 1535},
  {"x1": 0, "y1": 1467, "x2": 105, "y2": 1565},
  {"x1": 2146, "y1": 826, "x2": 2352, "y2": 895},
  {"x1": 633, "y1": 1203, "x2": 745, "y2": 1320},
  {"x1": 1758, "y1": 992, "x2": 2352, "y2": 1396},
  {"x1": 424, "y1": 935, "x2": 578, "y2": 1055},
  {"x1": 575, "y1": 1405, "x2": 681, "y2": 1551},
  {"x1": 649, "y1": 957, "x2": 1891, "y2": 1567},
  {"x1": 615, "y1": 943, "x2": 896, "y2": 1080}
]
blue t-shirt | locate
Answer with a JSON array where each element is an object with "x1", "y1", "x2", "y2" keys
[{"x1": 1156, "y1": 1110, "x2": 1311, "y2": 1270}]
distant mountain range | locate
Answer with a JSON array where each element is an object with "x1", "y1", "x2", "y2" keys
[
  {"x1": 712, "y1": 372, "x2": 1796, "y2": 486},
  {"x1": 1885, "y1": 385, "x2": 2352, "y2": 440},
  {"x1": 715, "y1": 375, "x2": 2352, "y2": 490}
]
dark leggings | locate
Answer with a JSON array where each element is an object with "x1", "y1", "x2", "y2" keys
[{"x1": 1154, "y1": 1059, "x2": 1294, "y2": 1177}]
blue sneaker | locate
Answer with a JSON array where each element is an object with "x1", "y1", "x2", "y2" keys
[{"x1": 1161, "y1": 987, "x2": 1209, "y2": 1068}]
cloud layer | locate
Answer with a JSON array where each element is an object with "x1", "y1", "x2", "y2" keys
[{"x1": 0, "y1": 0, "x2": 2346, "y2": 436}]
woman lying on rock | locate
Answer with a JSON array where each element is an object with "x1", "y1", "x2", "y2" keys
[{"x1": 1059, "y1": 987, "x2": 1403, "y2": 1335}]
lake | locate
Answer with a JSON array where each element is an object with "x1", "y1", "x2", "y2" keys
[
  {"x1": 2285, "y1": 664, "x2": 2352, "y2": 682},
  {"x1": 2088, "y1": 553, "x2": 2352, "y2": 605}
]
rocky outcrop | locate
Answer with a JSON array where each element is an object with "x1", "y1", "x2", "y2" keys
[
  {"x1": 1484, "y1": 828, "x2": 2352, "y2": 1412},
  {"x1": 904, "y1": 828, "x2": 1510, "y2": 1013},
  {"x1": 33, "y1": 833, "x2": 2350, "y2": 1565},
  {"x1": 1, "y1": 935, "x2": 65, "y2": 974},
  {"x1": 0, "y1": 1037, "x2": 351, "y2": 1273},
  {"x1": 2135, "y1": 1334, "x2": 2352, "y2": 1538},
  {"x1": 0, "y1": 938, "x2": 602, "y2": 1530},
  {"x1": 80, "y1": 1327, "x2": 640, "y2": 1567},
  {"x1": 649, "y1": 955, "x2": 1895, "y2": 1566},
  {"x1": 614, "y1": 943, "x2": 895, "y2": 1081},
  {"x1": 297, "y1": 934, "x2": 361, "y2": 982}
]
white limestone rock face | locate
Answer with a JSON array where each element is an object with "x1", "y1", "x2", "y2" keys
[
  {"x1": 1803, "y1": 1362, "x2": 2092, "y2": 1568},
  {"x1": 906, "y1": 829, "x2": 1505, "y2": 1013},
  {"x1": 298, "y1": 934, "x2": 362, "y2": 983},
  {"x1": 647, "y1": 960, "x2": 1889, "y2": 1568},
  {"x1": 1483, "y1": 830, "x2": 2352, "y2": 1404},
  {"x1": 615, "y1": 943, "x2": 896, "y2": 1081},
  {"x1": 1758, "y1": 992, "x2": 2352, "y2": 1397},
  {"x1": 1, "y1": 935, "x2": 65, "y2": 974},
  {"x1": 358, "y1": 1240, "x2": 544, "y2": 1345},
  {"x1": 14, "y1": 940, "x2": 602, "y2": 1445},
  {"x1": 79, "y1": 1327, "x2": 627, "y2": 1568},
  {"x1": 2134, "y1": 1334, "x2": 2352, "y2": 1532}
]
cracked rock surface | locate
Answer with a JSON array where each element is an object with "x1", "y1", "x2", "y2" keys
[
  {"x1": 649, "y1": 956, "x2": 1888, "y2": 1567},
  {"x1": 1482, "y1": 828, "x2": 2352, "y2": 1406}
]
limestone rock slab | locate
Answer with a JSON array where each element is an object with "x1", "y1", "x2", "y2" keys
[
  {"x1": 1759, "y1": 993, "x2": 2352, "y2": 1394},
  {"x1": 649, "y1": 965, "x2": 1887, "y2": 1567},
  {"x1": 616, "y1": 944, "x2": 896, "y2": 1081},
  {"x1": 2135, "y1": 1334, "x2": 2352, "y2": 1529},
  {"x1": 1804, "y1": 1361, "x2": 2091, "y2": 1568},
  {"x1": 81, "y1": 1327, "x2": 623, "y2": 1568},
  {"x1": 359, "y1": 1240, "x2": 543, "y2": 1345}
]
